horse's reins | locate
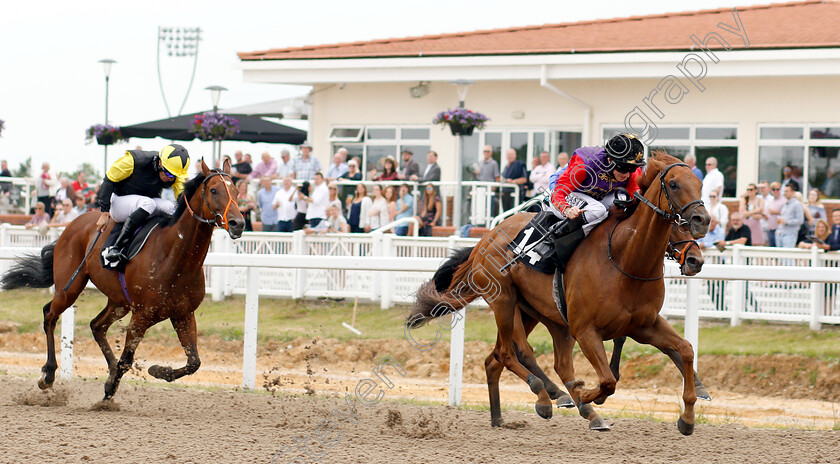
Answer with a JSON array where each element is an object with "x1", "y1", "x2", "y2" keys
[
  {"x1": 608, "y1": 163, "x2": 704, "y2": 281},
  {"x1": 184, "y1": 170, "x2": 237, "y2": 231}
]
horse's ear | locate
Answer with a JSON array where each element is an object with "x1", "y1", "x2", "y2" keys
[
  {"x1": 200, "y1": 158, "x2": 210, "y2": 176},
  {"x1": 222, "y1": 157, "x2": 232, "y2": 174}
]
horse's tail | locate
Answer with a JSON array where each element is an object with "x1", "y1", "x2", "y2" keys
[
  {"x1": 407, "y1": 246, "x2": 479, "y2": 329},
  {"x1": 1, "y1": 242, "x2": 56, "y2": 290}
]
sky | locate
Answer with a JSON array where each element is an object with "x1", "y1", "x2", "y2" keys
[{"x1": 0, "y1": 0, "x2": 770, "y2": 177}]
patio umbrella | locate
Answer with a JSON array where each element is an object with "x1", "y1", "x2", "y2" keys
[{"x1": 120, "y1": 112, "x2": 307, "y2": 144}]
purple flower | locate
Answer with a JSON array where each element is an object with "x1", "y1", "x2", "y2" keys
[
  {"x1": 85, "y1": 124, "x2": 125, "y2": 144},
  {"x1": 189, "y1": 112, "x2": 240, "y2": 141},
  {"x1": 432, "y1": 108, "x2": 488, "y2": 130}
]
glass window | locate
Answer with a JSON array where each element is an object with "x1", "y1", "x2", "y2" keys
[
  {"x1": 329, "y1": 127, "x2": 364, "y2": 142},
  {"x1": 367, "y1": 128, "x2": 396, "y2": 140},
  {"x1": 602, "y1": 128, "x2": 623, "y2": 141},
  {"x1": 556, "y1": 131, "x2": 581, "y2": 157},
  {"x1": 400, "y1": 128, "x2": 430, "y2": 140},
  {"x1": 650, "y1": 146, "x2": 690, "y2": 160},
  {"x1": 400, "y1": 145, "x2": 431, "y2": 175},
  {"x1": 809, "y1": 146, "x2": 840, "y2": 198},
  {"x1": 365, "y1": 145, "x2": 397, "y2": 179},
  {"x1": 760, "y1": 127, "x2": 803, "y2": 140},
  {"x1": 696, "y1": 147, "x2": 738, "y2": 197},
  {"x1": 510, "y1": 132, "x2": 529, "y2": 166},
  {"x1": 533, "y1": 133, "x2": 546, "y2": 160},
  {"x1": 483, "y1": 132, "x2": 503, "y2": 172},
  {"x1": 461, "y1": 133, "x2": 480, "y2": 183},
  {"x1": 810, "y1": 127, "x2": 840, "y2": 140},
  {"x1": 656, "y1": 127, "x2": 690, "y2": 139},
  {"x1": 696, "y1": 127, "x2": 737, "y2": 140},
  {"x1": 758, "y1": 146, "x2": 805, "y2": 186}
]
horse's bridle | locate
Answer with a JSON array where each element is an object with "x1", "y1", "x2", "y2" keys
[
  {"x1": 184, "y1": 170, "x2": 238, "y2": 231},
  {"x1": 633, "y1": 163, "x2": 705, "y2": 230},
  {"x1": 608, "y1": 162, "x2": 704, "y2": 281},
  {"x1": 667, "y1": 235, "x2": 701, "y2": 274}
]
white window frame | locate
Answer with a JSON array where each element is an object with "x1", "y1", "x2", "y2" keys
[
  {"x1": 328, "y1": 126, "x2": 365, "y2": 143},
  {"x1": 330, "y1": 125, "x2": 432, "y2": 180},
  {"x1": 757, "y1": 123, "x2": 840, "y2": 193},
  {"x1": 479, "y1": 126, "x2": 580, "y2": 170},
  {"x1": 601, "y1": 123, "x2": 740, "y2": 152}
]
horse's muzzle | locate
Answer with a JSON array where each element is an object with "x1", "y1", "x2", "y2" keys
[
  {"x1": 682, "y1": 255, "x2": 704, "y2": 276},
  {"x1": 688, "y1": 209, "x2": 711, "y2": 239},
  {"x1": 227, "y1": 219, "x2": 245, "y2": 239}
]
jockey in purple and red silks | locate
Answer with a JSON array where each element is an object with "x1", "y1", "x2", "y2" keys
[{"x1": 547, "y1": 133, "x2": 646, "y2": 270}]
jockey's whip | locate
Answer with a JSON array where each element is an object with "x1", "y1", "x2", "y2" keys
[
  {"x1": 342, "y1": 296, "x2": 362, "y2": 335},
  {"x1": 62, "y1": 229, "x2": 102, "y2": 292}
]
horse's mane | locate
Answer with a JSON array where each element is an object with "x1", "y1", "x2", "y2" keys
[
  {"x1": 638, "y1": 149, "x2": 682, "y2": 191},
  {"x1": 165, "y1": 172, "x2": 207, "y2": 227}
]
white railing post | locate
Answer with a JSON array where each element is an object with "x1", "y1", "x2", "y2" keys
[
  {"x1": 730, "y1": 245, "x2": 744, "y2": 327},
  {"x1": 810, "y1": 246, "x2": 823, "y2": 331},
  {"x1": 292, "y1": 230, "x2": 306, "y2": 299},
  {"x1": 380, "y1": 233, "x2": 394, "y2": 310},
  {"x1": 211, "y1": 229, "x2": 226, "y2": 302},
  {"x1": 371, "y1": 231, "x2": 384, "y2": 303},
  {"x1": 60, "y1": 305, "x2": 74, "y2": 380},
  {"x1": 685, "y1": 278, "x2": 700, "y2": 372},
  {"x1": 242, "y1": 267, "x2": 260, "y2": 390},
  {"x1": 448, "y1": 308, "x2": 466, "y2": 406}
]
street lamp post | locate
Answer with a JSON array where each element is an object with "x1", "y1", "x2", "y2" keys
[
  {"x1": 99, "y1": 59, "x2": 116, "y2": 176},
  {"x1": 205, "y1": 85, "x2": 227, "y2": 167},
  {"x1": 449, "y1": 80, "x2": 474, "y2": 229}
]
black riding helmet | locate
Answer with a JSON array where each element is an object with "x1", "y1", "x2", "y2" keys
[{"x1": 605, "y1": 133, "x2": 645, "y2": 173}]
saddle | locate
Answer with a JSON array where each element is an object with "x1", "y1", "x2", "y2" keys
[
  {"x1": 506, "y1": 206, "x2": 561, "y2": 275},
  {"x1": 100, "y1": 216, "x2": 168, "y2": 271}
]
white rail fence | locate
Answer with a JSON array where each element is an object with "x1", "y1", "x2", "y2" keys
[{"x1": 3, "y1": 225, "x2": 840, "y2": 404}]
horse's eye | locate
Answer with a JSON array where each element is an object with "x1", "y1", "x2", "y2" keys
[
  {"x1": 210, "y1": 188, "x2": 217, "y2": 194},
  {"x1": 669, "y1": 180, "x2": 678, "y2": 189}
]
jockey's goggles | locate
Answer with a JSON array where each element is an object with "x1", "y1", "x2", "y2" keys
[
  {"x1": 162, "y1": 169, "x2": 176, "y2": 179},
  {"x1": 613, "y1": 163, "x2": 640, "y2": 174}
]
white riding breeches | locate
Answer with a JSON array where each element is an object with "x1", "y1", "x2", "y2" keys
[
  {"x1": 109, "y1": 194, "x2": 176, "y2": 222},
  {"x1": 549, "y1": 191, "x2": 616, "y2": 235}
]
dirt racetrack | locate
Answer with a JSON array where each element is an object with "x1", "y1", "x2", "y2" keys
[{"x1": 2, "y1": 375, "x2": 839, "y2": 464}]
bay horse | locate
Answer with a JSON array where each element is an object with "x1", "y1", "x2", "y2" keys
[
  {"x1": 1, "y1": 159, "x2": 244, "y2": 401},
  {"x1": 409, "y1": 153, "x2": 710, "y2": 434}
]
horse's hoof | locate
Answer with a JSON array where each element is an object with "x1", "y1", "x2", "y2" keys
[
  {"x1": 589, "y1": 416, "x2": 611, "y2": 431},
  {"x1": 148, "y1": 364, "x2": 172, "y2": 381},
  {"x1": 556, "y1": 393, "x2": 575, "y2": 409},
  {"x1": 491, "y1": 418, "x2": 503, "y2": 428},
  {"x1": 696, "y1": 387, "x2": 712, "y2": 401},
  {"x1": 593, "y1": 397, "x2": 606, "y2": 405},
  {"x1": 677, "y1": 417, "x2": 695, "y2": 436},
  {"x1": 535, "y1": 402, "x2": 553, "y2": 420},
  {"x1": 37, "y1": 373, "x2": 52, "y2": 390}
]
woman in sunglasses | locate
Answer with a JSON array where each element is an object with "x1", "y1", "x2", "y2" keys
[
  {"x1": 95, "y1": 144, "x2": 191, "y2": 267},
  {"x1": 548, "y1": 133, "x2": 646, "y2": 269}
]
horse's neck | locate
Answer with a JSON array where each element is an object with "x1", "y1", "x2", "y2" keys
[
  {"x1": 159, "y1": 198, "x2": 214, "y2": 274},
  {"x1": 611, "y1": 196, "x2": 672, "y2": 279}
]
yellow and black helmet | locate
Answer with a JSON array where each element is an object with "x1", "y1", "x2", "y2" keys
[{"x1": 159, "y1": 144, "x2": 190, "y2": 178}]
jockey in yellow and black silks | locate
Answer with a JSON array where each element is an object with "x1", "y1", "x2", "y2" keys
[{"x1": 95, "y1": 144, "x2": 190, "y2": 264}]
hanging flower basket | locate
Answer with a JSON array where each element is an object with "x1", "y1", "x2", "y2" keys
[
  {"x1": 433, "y1": 107, "x2": 488, "y2": 136},
  {"x1": 86, "y1": 124, "x2": 126, "y2": 146},
  {"x1": 189, "y1": 112, "x2": 240, "y2": 141}
]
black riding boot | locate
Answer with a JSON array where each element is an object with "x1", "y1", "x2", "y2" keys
[
  {"x1": 104, "y1": 209, "x2": 151, "y2": 263},
  {"x1": 553, "y1": 215, "x2": 586, "y2": 274}
]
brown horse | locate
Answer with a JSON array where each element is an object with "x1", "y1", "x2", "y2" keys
[
  {"x1": 1, "y1": 159, "x2": 244, "y2": 401},
  {"x1": 409, "y1": 153, "x2": 710, "y2": 434},
  {"x1": 487, "y1": 222, "x2": 709, "y2": 430}
]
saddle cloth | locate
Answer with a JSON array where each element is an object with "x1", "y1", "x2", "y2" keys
[
  {"x1": 506, "y1": 209, "x2": 560, "y2": 275},
  {"x1": 100, "y1": 216, "x2": 168, "y2": 271}
]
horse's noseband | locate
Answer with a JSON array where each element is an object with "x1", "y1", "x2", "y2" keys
[{"x1": 185, "y1": 170, "x2": 237, "y2": 231}]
